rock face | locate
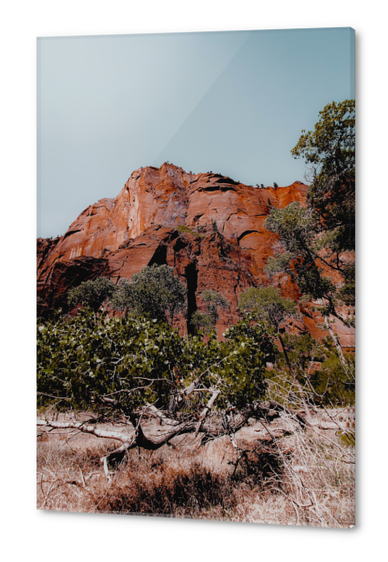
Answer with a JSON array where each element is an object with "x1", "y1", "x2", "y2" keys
[{"x1": 37, "y1": 163, "x2": 354, "y2": 349}]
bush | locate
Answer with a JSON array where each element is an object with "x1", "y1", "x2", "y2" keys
[
  {"x1": 238, "y1": 286, "x2": 299, "y2": 333},
  {"x1": 309, "y1": 354, "x2": 355, "y2": 406},
  {"x1": 176, "y1": 225, "x2": 205, "y2": 238},
  {"x1": 191, "y1": 290, "x2": 230, "y2": 334},
  {"x1": 37, "y1": 309, "x2": 272, "y2": 413},
  {"x1": 67, "y1": 277, "x2": 116, "y2": 312},
  {"x1": 110, "y1": 264, "x2": 186, "y2": 324},
  {"x1": 264, "y1": 332, "x2": 355, "y2": 407},
  {"x1": 190, "y1": 310, "x2": 215, "y2": 335}
]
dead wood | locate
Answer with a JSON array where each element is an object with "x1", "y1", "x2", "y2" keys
[{"x1": 38, "y1": 398, "x2": 307, "y2": 479}]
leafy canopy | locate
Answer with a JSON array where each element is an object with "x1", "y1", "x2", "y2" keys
[
  {"x1": 37, "y1": 308, "x2": 273, "y2": 414},
  {"x1": 265, "y1": 331, "x2": 355, "y2": 408},
  {"x1": 191, "y1": 290, "x2": 230, "y2": 335},
  {"x1": 265, "y1": 203, "x2": 337, "y2": 303},
  {"x1": 110, "y1": 264, "x2": 187, "y2": 324},
  {"x1": 238, "y1": 286, "x2": 299, "y2": 333},
  {"x1": 67, "y1": 277, "x2": 116, "y2": 312},
  {"x1": 264, "y1": 100, "x2": 355, "y2": 322},
  {"x1": 291, "y1": 99, "x2": 355, "y2": 253}
]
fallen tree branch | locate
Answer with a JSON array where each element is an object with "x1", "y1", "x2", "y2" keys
[
  {"x1": 142, "y1": 404, "x2": 180, "y2": 426},
  {"x1": 37, "y1": 419, "x2": 131, "y2": 443},
  {"x1": 194, "y1": 388, "x2": 220, "y2": 438},
  {"x1": 38, "y1": 399, "x2": 309, "y2": 479}
]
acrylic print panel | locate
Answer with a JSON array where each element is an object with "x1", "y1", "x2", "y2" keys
[{"x1": 37, "y1": 28, "x2": 355, "y2": 527}]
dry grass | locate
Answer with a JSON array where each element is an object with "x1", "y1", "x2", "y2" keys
[
  {"x1": 229, "y1": 430, "x2": 355, "y2": 527},
  {"x1": 37, "y1": 410, "x2": 355, "y2": 527}
]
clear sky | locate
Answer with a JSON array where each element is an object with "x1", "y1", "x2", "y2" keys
[{"x1": 37, "y1": 27, "x2": 355, "y2": 238}]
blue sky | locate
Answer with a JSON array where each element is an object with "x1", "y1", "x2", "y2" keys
[{"x1": 37, "y1": 27, "x2": 355, "y2": 238}]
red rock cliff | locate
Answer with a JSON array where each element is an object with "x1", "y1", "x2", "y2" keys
[{"x1": 37, "y1": 163, "x2": 354, "y2": 349}]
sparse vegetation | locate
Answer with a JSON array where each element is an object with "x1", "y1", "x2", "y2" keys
[
  {"x1": 238, "y1": 285, "x2": 355, "y2": 408},
  {"x1": 176, "y1": 224, "x2": 206, "y2": 237},
  {"x1": 37, "y1": 402, "x2": 354, "y2": 526}
]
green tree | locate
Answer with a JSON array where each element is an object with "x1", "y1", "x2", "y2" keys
[
  {"x1": 190, "y1": 310, "x2": 215, "y2": 335},
  {"x1": 264, "y1": 331, "x2": 355, "y2": 408},
  {"x1": 238, "y1": 286, "x2": 300, "y2": 371},
  {"x1": 110, "y1": 264, "x2": 186, "y2": 324},
  {"x1": 67, "y1": 277, "x2": 116, "y2": 312},
  {"x1": 191, "y1": 290, "x2": 230, "y2": 334},
  {"x1": 238, "y1": 286, "x2": 299, "y2": 333},
  {"x1": 264, "y1": 100, "x2": 355, "y2": 325},
  {"x1": 265, "y1": 202, "x2": 339, "y2": 305},
  {"x1": 238, "y1": 286, "x2": 323, "y2": 417},
  {"x1": 291, "y1": 99, "x2": 355, "y2": 253},
  {"x1": 38, "y1": 309, "x2": 270, "y2": 415},
  {"x1": 309, "y1": 352, "x2": 355, "y2": 407}
]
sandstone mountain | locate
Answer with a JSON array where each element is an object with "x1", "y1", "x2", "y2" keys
[{"x1": 37, "y1": 162, "x2": 354, "y2": 350}]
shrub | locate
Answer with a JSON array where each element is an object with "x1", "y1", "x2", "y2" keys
[
  {"x1": 176, "y1": 225, "x2": 205, "y2": 237},
  {"x1": 37, "y1": 309, "x2": 272, "y2": 413},
  {"x1": 191, "y1": 290, "x2": 230, "y2": 335},
  {"x1": 67, "y1": 277, "x2": 116, "y2": 312},
  {"x1": 238, "y1": 286, "x2": 299, "y2": 333},
  {"x1": 309, "y1": 353, "x2": 355, "y2": 406},
  {"x1": 264, "y1": 332, "x2": 355, "y2": 407},
  {"x1": 110, "y1": 264, "x2": 186, "y2": 324}
]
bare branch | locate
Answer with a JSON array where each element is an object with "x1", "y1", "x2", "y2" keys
[
  {"x1": 37, "y1": 419, "x2": 132, "y2": 443},
  {"x1": 194, "y1": 389, "x2": 220, "y2": 438}
]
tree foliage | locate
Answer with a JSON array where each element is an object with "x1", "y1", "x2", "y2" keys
[
  {"x1": 67, "y1": 277, "x2": 116, "y2": 312},
  {"x1": 265, "y1": 332, "x2": 355, "y2": 408},
  {"x1": 190, "y1": 310, "x2": 215, "y2": 335},
  {"x1": 309, "y1": 353, "x2": 355, "y2": 406},
  {"x1": 265, "y1": 100, "x2": 355, "y2": 323},
  {"x1": 110, "y1": 264, "x2": 187, "y2": 324},
  {"x1": 265, "y1": 203, "x2": 339, "y2": 305},
  {"x1": 238, "y1": 286, "x2": 304, "y2": 385},
  {"x1": 291, "y1": 99, "x2": 355, "y2": 253},
  {"x1": 238, "y1": 286, "x2": 299, "y2": 333},
  {"x1": 37, "y1": 308, "x2": 272, "y2": 415},
  {"x1": 191, "y1": 290, "x2": 230, "y2": 334}
]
